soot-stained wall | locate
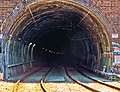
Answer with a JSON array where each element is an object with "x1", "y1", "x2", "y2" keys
[{"x1": 2, "y1": 0, "x2": 112, "y2": 80}]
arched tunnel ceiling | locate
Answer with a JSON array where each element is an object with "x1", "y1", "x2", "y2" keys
[{"x1": 6, "y1": 0, "x2": 112, "y2": 70}]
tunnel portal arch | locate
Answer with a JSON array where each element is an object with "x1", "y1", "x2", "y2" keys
[{"x1": 2, "y1": 0, "x2": 112, "y2": 80}]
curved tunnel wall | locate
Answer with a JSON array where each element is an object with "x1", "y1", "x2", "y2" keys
[{"x1": 2, "y1": 0, "x2": 112, "y2": 79}]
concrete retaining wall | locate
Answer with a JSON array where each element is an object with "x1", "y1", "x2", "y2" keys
[{"x1": 7, "y1": 61, "x2": 41, "y2": 78}]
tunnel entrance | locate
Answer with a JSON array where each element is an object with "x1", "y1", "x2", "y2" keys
[
  {"x1": 33, "y1": 10, "x2": 93, "y2": 67},
  {"x1": 2, "y1": 0, "x2": 112, "y2": 80}
]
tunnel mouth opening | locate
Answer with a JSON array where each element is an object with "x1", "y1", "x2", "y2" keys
[
  {"x1": 4, "y1": 0, "x2": 112, "y2": 79},
  {"x1": 13, "y1": 1, "x2": 108, "y2": 68},
  {"x1": 19, "y1": 10, "x2": 98, "y2": 68}
]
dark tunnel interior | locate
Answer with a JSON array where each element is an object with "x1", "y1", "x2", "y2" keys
[
  {"x1": 17, "y1": 10, "x2": 98, "y2": 67},
  {"x1": 1, "y1": 0, "x2": 112, "y2": 79}
]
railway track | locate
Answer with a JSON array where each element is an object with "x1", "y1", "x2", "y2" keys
[
  {"x1": 68, "y1": 66, "x2": 120, "y2": 92},
  {"x1": 64, "y1": 67, "x2": 100, "y2": 92},
  {"x1": 40, "y1": 66, "x2": 98, "y2": 92},
  {"x1": 13, "y1": 67, "x2": 53, "y2": 92},
  {"x1": 12, "y1": 66, "x2": 120, "y2": 92},
  {"x1": 13, "y1": 67, "x2": 42, "y2": 92},
  {"x1": 40, "y1": 67, "x2": 53, "y2": 92},
  {"x1": 75, "y1": 66, "x2": 120, "y2": 91}
]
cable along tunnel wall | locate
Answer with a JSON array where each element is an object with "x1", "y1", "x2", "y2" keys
[{"x1": 1, "y1": 0, "x2": 112, "y2": 80}]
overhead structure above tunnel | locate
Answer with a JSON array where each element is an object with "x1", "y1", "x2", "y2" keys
[{"x1": 1, "y1": 0, "x2": 112, "y2": 80}]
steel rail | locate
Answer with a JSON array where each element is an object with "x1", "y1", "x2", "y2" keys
[
  {"x1": 13, "y1": 67, "x2": 43, "y2": 92},
  {"x1": 73, "y1": 65, "x2": 120, "y2": 91},
  {"x1": 64, "y1": 67, "x2": 100, "y2": 92},
  {"x1": 40, "y1": 67, "x2": 53, "y2": 92}
]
